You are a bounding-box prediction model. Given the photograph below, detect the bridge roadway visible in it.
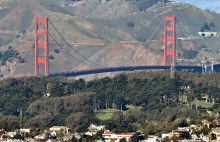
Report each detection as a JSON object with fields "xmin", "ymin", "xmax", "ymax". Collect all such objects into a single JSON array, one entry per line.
[{"xmin": 49, "ymin": 64, "xmax": 220, "ymax": 77}]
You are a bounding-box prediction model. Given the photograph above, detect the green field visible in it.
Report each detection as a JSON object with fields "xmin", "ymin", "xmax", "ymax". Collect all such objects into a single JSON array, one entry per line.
[
  {"xmin": 95, "ymin": 109, "xmax": 119, "ymax": 121},
  {"xmin": 126, "ymin": 105, "xmax": 142, "ymax": 110},
  {"xmin": 191, "ymin": 100, "xmax": 214, "ymax": 109},
  {"xmin": 95, "ymin": 105, "xmax": 143, "ymax": 120}
]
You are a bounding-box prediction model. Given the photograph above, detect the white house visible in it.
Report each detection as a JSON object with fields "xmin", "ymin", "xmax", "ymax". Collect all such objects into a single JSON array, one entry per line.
[
  {"xmin": 7, "ymin": 132, "xmax": 17, "ymax": 138},
  {"xmin": 147, "ymin": 135, "xmax": 160, "ymax": 142},
  {"xmin": 49, "ymin": 126, "xmax": 70, "ymax": 134},
  {"xmin": 102, "ymin": 131, "xmax": 134, "ymax": 142},
  {"xmin": 198, "ymin": 32, "xmax": 218, "ymax": 37},
  {"xmin": 20, "ymin": 128, "xmax": 31, "ymax": 133},
  {"xmin": 88, "ymin": 124, "xmax": 105, "ymax": 131},
  {"xmin": 85, "ymin": 124, "xmax": 105, "ymax": 136},
  {"xmin": 212, "ymin": 128, "xmax": 220, "ymax": 140},
  {"xmin": 34, "ymin": 133, "xmax": 46, "ymax": 140}
]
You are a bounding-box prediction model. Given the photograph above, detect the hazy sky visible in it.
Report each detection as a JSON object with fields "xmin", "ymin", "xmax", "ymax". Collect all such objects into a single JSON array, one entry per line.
[{"xmin": 178, "ymin": 0, "xmax": 220, "ymax": 13}]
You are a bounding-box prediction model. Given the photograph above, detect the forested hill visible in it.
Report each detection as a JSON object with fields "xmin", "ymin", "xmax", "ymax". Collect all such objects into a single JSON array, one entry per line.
[{"xmin": 1, "ymin": 71, "xmax": 220, "ymax": 134}]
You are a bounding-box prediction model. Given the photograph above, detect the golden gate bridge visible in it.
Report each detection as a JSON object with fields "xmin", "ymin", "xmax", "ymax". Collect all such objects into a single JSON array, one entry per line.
[{"xmin": 2, "ymin": 15, "xmax": 220, "ymax": 78}]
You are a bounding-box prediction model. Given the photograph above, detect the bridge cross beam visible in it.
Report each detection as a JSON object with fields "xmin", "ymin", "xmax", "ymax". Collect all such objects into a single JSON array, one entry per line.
[
  {"xmin": 35, "ymin": 17, "xmax": 49, "ymax": 77},
  {"xmin": 164, "ymin": 15, "xmax": 177, "ymax": 67}
]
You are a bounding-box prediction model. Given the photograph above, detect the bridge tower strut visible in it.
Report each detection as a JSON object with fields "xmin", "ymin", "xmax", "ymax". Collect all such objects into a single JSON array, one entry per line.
[
  {"xmin": 35, "ymin": 17, "xmax": 49, "ymax": 77},
  {"xmin": 164, "ymin": 15, "xmax": 176, "ymax": 66}
]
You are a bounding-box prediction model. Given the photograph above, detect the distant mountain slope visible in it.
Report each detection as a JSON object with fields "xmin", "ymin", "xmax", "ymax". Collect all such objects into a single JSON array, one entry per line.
[
  {"xmin": 0, "ymin": 0, "xmax": 220, "ymax": 77},
  {"xmin": 179, "ymin": 0, "xmax": 220, "ymax": 13}
]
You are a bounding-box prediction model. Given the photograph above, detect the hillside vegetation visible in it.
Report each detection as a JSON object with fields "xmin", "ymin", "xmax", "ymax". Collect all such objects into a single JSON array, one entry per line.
[{"xmin": 1, "ymin": 71, "xmax": 220, "ymax": 134}]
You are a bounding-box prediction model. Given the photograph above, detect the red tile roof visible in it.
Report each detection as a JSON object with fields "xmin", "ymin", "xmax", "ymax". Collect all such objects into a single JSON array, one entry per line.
[{"xmin": 103, "ymin": 132, "xmax": 116, "ymax": 135}]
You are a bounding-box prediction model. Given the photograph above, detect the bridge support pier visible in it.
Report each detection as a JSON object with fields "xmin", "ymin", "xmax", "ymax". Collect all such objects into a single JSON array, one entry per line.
[
  {"xmin": 35, "ymin": 17, "xmax": 49, "ymax": 77},
  {"xmin": 164, "ymin": 15, "xmax": 176, "ymax": 66}
]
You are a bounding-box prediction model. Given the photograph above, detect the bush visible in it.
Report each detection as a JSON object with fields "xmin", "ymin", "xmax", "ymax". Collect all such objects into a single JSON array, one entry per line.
[
  {"xmin": 127, "ymin": 22, "xmax": 135, "ymax": 28},
  {"xmin": 54, "ymin": 49, "xmax": 60, "ymax": 53},
  {"xmin": 49, "ymin": 55, "xmax": 54, "ymax": 60}
]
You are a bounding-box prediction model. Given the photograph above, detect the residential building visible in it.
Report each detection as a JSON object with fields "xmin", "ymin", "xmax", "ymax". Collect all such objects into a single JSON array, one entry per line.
[
  {"xmin": 49, "ymin": 126, "xmax": 70, "ymax": 134},
  {"xmin": 85, "ymin": 124, "xmax": 105, "ymax": 136},
  {"xmin": 146, "ymin": 135, "xmax": 160, "ymax": 142},
  {"xmin": 20, "ymin": 128, "xmax": 31, "ymax": 134},
  {"xmin": 212, "ymin": 128, "xmax": 220, "ymax": 140},
  {"xmin": 46, "ymin": 139, "xmax": 58, "ymax": 142},
  {"xmin": 6, "ymin": 132, "xmax": 17, "ymax": 138},
  {"xmin": 34, "ymin": 133, "xmax": 47, "ymax": 140},
  {"xmin": 198, "ymin": 32, "xmax": 218, "ymax": 37},
  {"xmin": 102, "ymin": 131, "xmax": 134, "ymax": 142}
]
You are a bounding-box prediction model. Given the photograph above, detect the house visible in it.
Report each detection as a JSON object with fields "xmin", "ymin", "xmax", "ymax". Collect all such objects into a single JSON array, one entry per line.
[
  {"xmin": 162, "ymin": 133, "xmax": 169, "ymax": 139},
  {"xmin": 85, "ymin": 124, "xmax": 105, "ymax": 136},
  {"xmin": 102, "ymin": 131, "xmax": 134, "ymax": 142},
  {"xmin": 49, "ymin": 126, "xmax": 71, "ymax": 134},
  {"xmin": 162, "ymin": 131, "xmax": 180, "ymax": 139},
  {"xmin": 20, "ymin": 128, "xmax": 31, "ymax": 133},
  {"xmin": 176, "ymin": 127, "xmax": 191, "ymax": 133},
  {"xmin": 147, "ymin": 135, "xmax": 160, "ymax": 142},
  {"xmin": 46, "ymin": 139, "xmax": 58, "ymax": 142},
  {"xmin": 63, "ymin": 134, "xmax": 74, "ymax": 141},
  {"xmin": 45, "ymin": 130, "xmax": 57, "ymax": 139},
  {"xmin": 88, "ymin": 124, "xmax": 105, "ymax": 131},
  {"xmin": 201, "ymin": 135, "xmax": 209, "ymax": 141},
  {"xmin": 212, "ymin": 128, "xmax": 220, "ymax": 140},
  {"xmin": 6, "ymin": 132, "xmax": 17, "ymax": 138},
  {"xmin": 34, "ymin": 133, "xmax": 47, "ymax": 140},
  {"xmin": 198, "ymin": 32, "xmax": 218, "ymax": 37}
]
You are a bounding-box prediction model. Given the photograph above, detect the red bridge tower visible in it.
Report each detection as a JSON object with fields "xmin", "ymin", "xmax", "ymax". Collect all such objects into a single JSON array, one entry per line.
[
  {"xmin": 35, "ymin": 17, "xmax": 49, "ymax": 77},
  {"xmin": 164, "ymin": 15, "xmax": 176, "ymax": 66}
]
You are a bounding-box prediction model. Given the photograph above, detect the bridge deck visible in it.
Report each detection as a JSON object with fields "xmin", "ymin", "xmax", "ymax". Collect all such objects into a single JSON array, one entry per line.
[{"xmin": 49, "ymin": 65, "xmax": 215, "ymax": 77}]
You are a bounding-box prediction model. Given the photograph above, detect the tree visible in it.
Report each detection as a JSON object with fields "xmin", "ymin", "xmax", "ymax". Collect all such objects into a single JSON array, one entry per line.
[
  {"xmin": 180, "ymin": 132, "xmax": 191, "ymax": 139},
  {"xmin": 203, "ymin": 22, "xmax": 210, "ymax": 31},
  {"xmin": 201, "ymin": 125, "xmax": 210, "ymax": 135},
  {"xmin": 14, "ymin": 134, "xmax": 24, "ymax": 140},
  {"xmin": 112, "ymin": 111, "xmax": 124, "ymax": 125},
  {"xmin": 114, "ymin": 121, "xmax": 135, "ymax": 133},
  {"xmin": 211, "ymin": 133, "xmax": 216, "ymax": 140},
  {"xmin": 201, "ymin": 27, "xmax": 204, "ymax": 32},
  {"xmin": 170, "ymin": 136, "xmax": 181, "ymax": 142},
  {"xmin": 120, "ymin": 138, "xmax": 126, "ymax": 142},
  {"xmin": 210, "ymin": 22, "xmax": 215, "ymax": 28},
  {"xmin": 162, "ymin": 137, "xmax": 170, "ymax": 142},
  {"xmin": 129, "ymin": 135, "xmax": 139, "ymax": 142},
  {"xmin": 49, "ymin": 55, "xmax": 54, "ymax": 60},
  {"xmin": 94, "ymin": 130, "xmax": 103, "ymax": 140},
  {"xmin": 127, "ymin": 22, "xmax": 134, "ymax": 28}
]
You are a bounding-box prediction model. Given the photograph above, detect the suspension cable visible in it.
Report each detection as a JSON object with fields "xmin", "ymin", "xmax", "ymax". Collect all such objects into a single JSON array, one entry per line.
[
  {"xmin": 177, "ymin": 39, "xmax": 193, "ymax": 66},
  {"xmin": 41, "ymin": 23, "xmax": 98, "ymax": 68},
  {"xmin": 144, "ymin": 18, "xmax": 164, "ymax": 47},
  {"xmin": 176, "ymin": 20, "xmax": 202, "ymax": 65},
  {"xmin": 10, "ymin": 41, "xmax": 34, "ymax": 77},
  {"xmin": 48, "ymin": 19, "xmax": 106, "ymax": 68},
  {"xmin": 1, "ymin": 22, "xmax": 35, "ymax": 76}
]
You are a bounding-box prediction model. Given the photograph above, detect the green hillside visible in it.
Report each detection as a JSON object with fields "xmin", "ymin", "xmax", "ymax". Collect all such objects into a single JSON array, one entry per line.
[{"xmin": 0, "ymin": 71, "xmax": 220, "ymax": 134}]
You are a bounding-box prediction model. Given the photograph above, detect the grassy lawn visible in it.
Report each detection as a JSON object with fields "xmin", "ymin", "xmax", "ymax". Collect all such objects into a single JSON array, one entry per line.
[
  {"xmin": 95, "ymin": 105, "xmax": 143, "ymax": 120},
  {"xmin": 95, "ymin": 109, "xmax": 119, "ymax": 121},
  {"xmin": 126, "ymin": 105, "xmax": 142, "ymax": 110},
  {"xmin": 191, "ymin": 100, "xmax": 214, "ymax": 108}
]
